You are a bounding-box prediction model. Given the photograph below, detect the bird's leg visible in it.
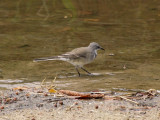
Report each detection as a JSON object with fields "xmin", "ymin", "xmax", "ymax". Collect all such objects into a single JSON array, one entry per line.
[
  {"xmin": 81, "ymin": 67, "xmax": 91, "ymax": 75},
  {"xmin": 75, "ymin": 67, "xmax": 81, "ymax": 77}
]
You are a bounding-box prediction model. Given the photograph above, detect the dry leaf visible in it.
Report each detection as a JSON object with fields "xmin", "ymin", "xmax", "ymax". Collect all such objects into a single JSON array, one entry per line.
[
  {"xmin": 48, "ymin": 88, "xmax": 57, "ymax": 93},
  {"xmin": 58, "ymin": 90, "xmax": 104, "ymax": 99}
]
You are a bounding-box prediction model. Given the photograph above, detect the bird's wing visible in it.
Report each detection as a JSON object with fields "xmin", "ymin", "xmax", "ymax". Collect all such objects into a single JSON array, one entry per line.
[{"xmin": 64, "ymin": 47, "xmax": 90, "ymax": 60}]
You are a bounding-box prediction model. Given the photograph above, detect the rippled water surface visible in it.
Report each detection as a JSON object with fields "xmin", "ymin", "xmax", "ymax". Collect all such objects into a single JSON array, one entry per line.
[{"xmin": 0, "ymin": 0, "xmax": 160, "ymax": 92}]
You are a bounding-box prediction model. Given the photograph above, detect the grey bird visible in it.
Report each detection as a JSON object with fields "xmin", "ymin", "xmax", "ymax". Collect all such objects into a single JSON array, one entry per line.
[{"xmin": 33, "ymin": 42, "xmax": 105, "ymax": 76}]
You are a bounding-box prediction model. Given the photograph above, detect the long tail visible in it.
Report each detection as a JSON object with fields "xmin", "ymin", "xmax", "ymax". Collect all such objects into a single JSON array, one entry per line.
[{"xmin": 33, "ymin": 55, "xmax": 69, "ymax": 62}]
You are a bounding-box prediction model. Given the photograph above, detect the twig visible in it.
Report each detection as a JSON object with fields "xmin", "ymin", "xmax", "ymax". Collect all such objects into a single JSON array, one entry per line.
[
  {"xmin": 48, "ymin": 76, "xmax": 57, "ymax": 89},
  {"xmin": 41, "ymin": 77, "xmax": 46, "ymax": 88},
  {"xmin": 118, "ymin": 96, "xmax": 139, "ymax": 105}
]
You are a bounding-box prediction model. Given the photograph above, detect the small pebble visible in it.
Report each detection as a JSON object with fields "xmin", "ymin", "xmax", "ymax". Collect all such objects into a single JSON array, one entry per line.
[
  {"xmin": 75, "ymin": 102, "xmax": 78, "ymax": 105},
  {"xmin": 25, "ymin": 93, "xmax": 30, "ymax": 98},
  {"xmin": 64, "ymin": 16, "xmax": 68, "ymax": 18},
  {"xmin": 0, "ymin": 106, "xmax": 4, "ymax": 109},
  {"xmin": 5, "ymin": 98, "xmax": 11, "ymax": 103},
  {"xmin": 95, "ymin": 105, "xmax": 99, "ymax": 109},
  {"xmin": 140, "ymin": 111, "xmax": 146, "ymax": 114},
  {"xmin": 36, "ymin": 103, "xmax": 43, "ymax": 107},
  {"xmin": 44, "ymin": 93, "xmax": 48, "ymax": 96},
  {"xmin": 59, "ymin": 101, "xmax": 63, "ymax": 105},
  {"xmin": 54, "ymin": 103, "xmax": 57, "ymax": 107},
  {"xmin": 13, "ymin": 98, "xmax": 17, "ymax": 101},
  {"xmin": 108, "ymin": 53, "xmax": 115, "ymax": 56},
  {"xmin": 37, "ymin": 91, "xmax": 43, "ymax": 93}
]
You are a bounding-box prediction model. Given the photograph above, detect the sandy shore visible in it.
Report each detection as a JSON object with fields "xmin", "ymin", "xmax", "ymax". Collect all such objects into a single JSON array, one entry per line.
[{"xmin": 0, "ymin": 88, "xmax": 160, "ymax": 120}]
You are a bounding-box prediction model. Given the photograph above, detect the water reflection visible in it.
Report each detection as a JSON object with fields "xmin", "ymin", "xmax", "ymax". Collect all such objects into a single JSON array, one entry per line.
[{"xmin": 0, "ymin": 0, "xmax": 160, "ymax": 91}]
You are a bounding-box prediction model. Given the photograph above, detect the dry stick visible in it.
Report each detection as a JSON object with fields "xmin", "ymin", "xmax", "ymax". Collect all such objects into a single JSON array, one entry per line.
[
  {"xmin": 52, "ymin": 76, "xmax": 56, "ymax": 83},
  {"xmin": 28, "ymin": 92, "xmax": 58, "ymax": 96},
  {"xmin": 41, "ymin": 76, "xmax": 57, "ymax": 89},
  {"xmin": 41, "ymin": 77, "xmax": 46, "ymax": 89},
  {"xmin": 118, "ymin": 96, "xmax": 139, "ymax": 105},
  {"xmin": 47, "ymin": 76, "xmax": 57, "ymax": 93}
]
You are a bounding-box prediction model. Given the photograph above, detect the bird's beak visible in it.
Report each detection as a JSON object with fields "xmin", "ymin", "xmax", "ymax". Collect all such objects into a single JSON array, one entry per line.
[{"xmin": 100, "ymin": 47, "xmax": 105, "ymax": 51}]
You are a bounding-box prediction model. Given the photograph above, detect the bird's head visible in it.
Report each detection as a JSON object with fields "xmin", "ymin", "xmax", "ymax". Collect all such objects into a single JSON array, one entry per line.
[{"xmin": 89, "ymin": 42, "xmax": 105, "ymax": 51}]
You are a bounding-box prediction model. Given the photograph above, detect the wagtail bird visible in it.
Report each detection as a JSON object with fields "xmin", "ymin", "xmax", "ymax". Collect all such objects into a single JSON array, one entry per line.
[{"xmin": 33, "ymin": 42, "xmax": 105, "ymax": 76}]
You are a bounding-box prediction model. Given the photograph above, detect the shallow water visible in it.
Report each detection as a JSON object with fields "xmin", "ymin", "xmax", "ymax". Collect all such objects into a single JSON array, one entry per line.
[{"xmin": 0, "ymin": 0, "xmax": 160, "ymax": 92}]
